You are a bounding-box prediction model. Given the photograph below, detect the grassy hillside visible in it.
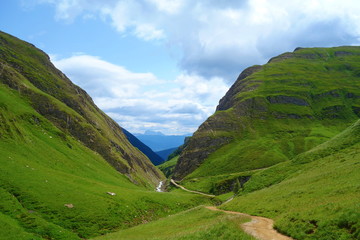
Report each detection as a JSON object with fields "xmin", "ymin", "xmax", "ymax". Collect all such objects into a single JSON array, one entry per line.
[
  {"xmin": 0, "ymin": 32, "xmax": 213, "ymax": 239},
  {"xmin": 221, "ymin": 119, "xmax": 360, "ymax": 240},
  {"xmin": 92, "ymin": 206, "xmax": 255, "ymax": 240},
  {"xmin": 174, "ymin": 46, "xmax": 360, "ymax": 182},
  {"xmin": 158, "ymin": 156, "xmax": 179, "ymax": 178},
  {"xmin": 0, "ymin": 30, "xmax": 162, "ymax": 187}
]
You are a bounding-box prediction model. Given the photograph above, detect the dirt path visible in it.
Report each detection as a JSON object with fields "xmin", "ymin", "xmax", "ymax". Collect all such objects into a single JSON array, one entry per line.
[
  {"xmin": 170, "ymin": 179, "xmax": 215, "ymax": 197},
  {"xmin": 171, "ymin": 179, "xmax": 292, "ymax": 239},
  {"xmin": 205, "ymin": 206, "xmax": 293, "ymax": 240}
]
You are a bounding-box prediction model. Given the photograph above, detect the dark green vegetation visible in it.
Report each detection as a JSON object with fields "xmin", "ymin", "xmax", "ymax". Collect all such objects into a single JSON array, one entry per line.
[
  {"xmin": 0, "ymin": 31, "xmax": 212, "ymax": 239},
  {"xmin": 223, "ymin": 119, "xmax": 360, "ymax": 240},
  {"xmin": 92, "ymin": 206, "xmax": 255, "ymax": 240}
]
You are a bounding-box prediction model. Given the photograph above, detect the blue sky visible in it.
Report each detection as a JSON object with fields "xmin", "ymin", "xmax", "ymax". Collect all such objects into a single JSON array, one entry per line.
[{"xmin": 1, "ymin": 0, "xmax": 360, "ymax": 135}]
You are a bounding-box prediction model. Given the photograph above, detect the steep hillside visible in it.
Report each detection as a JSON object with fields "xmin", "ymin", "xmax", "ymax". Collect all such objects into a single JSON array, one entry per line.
[
  {"xmin": 0, "ymin": 31, "xmax": 212, "ymax": 239},
  {"xmin": 0, "ymin": 30, "xmax": 162, "ymax": 186},
  {"xmin": 122, "ymin": 128, "xmax": 164, "ymax": 166},
  {"xmin": 222, "ymin": 119, "xmax": 360, "ymax": 240},
  {"xmin": 173, "ymin": 46, "xmax": 360, "ymax": 180}
]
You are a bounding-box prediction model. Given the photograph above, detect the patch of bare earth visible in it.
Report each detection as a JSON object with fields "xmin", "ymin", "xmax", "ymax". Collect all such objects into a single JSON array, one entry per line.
[{"xmin": 205, "ymin": 206, "xmax": 293, "ymax": 240}]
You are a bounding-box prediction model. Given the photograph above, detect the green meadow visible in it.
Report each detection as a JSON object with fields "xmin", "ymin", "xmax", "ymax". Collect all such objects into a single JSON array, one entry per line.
[
  {"xmin": 0, "ymin": 83, "xmax": 214, "ymax": 239},
  {"xmin": 92, "ymin": 206, "xmax": 255, "ymax": 240}
]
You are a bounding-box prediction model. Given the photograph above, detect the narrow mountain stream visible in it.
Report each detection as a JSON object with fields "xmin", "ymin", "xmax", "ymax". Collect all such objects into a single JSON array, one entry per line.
[{"xmin": 156, "ymin": 181, "xmax": 163, "ymax": 192}]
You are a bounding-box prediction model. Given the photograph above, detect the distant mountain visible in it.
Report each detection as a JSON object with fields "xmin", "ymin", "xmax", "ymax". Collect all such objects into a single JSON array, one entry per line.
[
  {"xmin": 155, "ymin": 147, "xmax": 177, "ymax": 161},
  {"xmin": 123, "ymin": 129, "xmax": 164, "ymax": 165},
  {"xmin": 134, "ymin": 133, "xmax": 190, "ymax": 152},
  {"xmin": 157, "ymin": 137, "xmax": 191, "ymax": 177}
]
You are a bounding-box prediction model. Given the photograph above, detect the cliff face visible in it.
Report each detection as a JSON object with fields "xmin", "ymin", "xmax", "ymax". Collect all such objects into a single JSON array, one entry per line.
[
  {"xmin": 173, "ymin": 46, "xmax": 360, "ymax": 180},
  {"xmin": 0, "ymin": 31, "xmax": 163, "ymax": 186}
]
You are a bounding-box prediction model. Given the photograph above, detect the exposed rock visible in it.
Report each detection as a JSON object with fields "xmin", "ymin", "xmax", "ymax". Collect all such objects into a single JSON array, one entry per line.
[
  {"xmin": 313, "ymin": 90, "xmax": 341, "ymax": 99},
  {"xmin": 106, "ymin": 192, "xmax": 116, "ymax": 196},
  {"xmin": 346, "ymin": 92, "xmax": 360, "ymax": 99},
  {"xmin": 173, "ymin": 135, "xmax": 232, "ymax": 180},
  {"xmin": 267, "ymin": 95, "xmax": 309, "ymax": 106},
  {"xmin": 352, "ymin": 106, "xmax": 360, "ymax": 117},
  {"xmin": 267, "ymin": 52, "xmax": 294, "ymax": 63},
  {"xmin": 334, "ymin": 51, "xmax": 355, "ymax": 57},
  {"xmin": 321, "ymin": 105, "xmax": 346, "ymax": 119},
  {"xmin": 64, "ymin": 204, "xmax": 74, "ymax": 208},
  {"xmin": 217, "ymin": 65, "xmax": 263, "ymax": 111}
]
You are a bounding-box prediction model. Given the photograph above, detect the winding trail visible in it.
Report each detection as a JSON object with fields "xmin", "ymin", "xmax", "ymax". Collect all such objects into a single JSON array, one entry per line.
[
  {"xmin": 206, "ymin": 206, "xmax": 293, "ymax": 240},
  {"xmin": 171, "ymin": 179, "xmax": 293, "ymax": 240},
  {"xmin": 170, "ymin": 179, "xmax": 215, "ymax": 197}
]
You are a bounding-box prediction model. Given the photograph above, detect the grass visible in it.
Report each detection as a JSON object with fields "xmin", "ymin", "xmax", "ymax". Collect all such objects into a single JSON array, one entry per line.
[
  {"xmin": 0, "ymin": 83, "xmax": 213, "ymax": 239},
  {"xmin": 0, "ymin": 30, "xmax": 163, "ymax": 188},
  {"xmin": 221, "ymin": 119, "xmax": 360, "ymax": 240},
  {"xmin": 180, "ymin": 170, "xmax": 256, "ymax": 195},
  {"xmin": 175, "ymin": 46, "xmax": 360, "ymax": 180},
  {"xmin": 157, "ymin": 156, "xmax": 179, "ymax": 177},
  {"xmin": 0, "ymin": 30, "xmax": 215, "ymax": 239},
  {"xmin": 92, "ymin": 206, "xmax": 256, "ymax": 240}
]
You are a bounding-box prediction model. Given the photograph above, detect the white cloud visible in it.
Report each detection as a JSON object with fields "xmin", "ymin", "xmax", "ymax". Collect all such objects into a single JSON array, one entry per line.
[
  {"xmin": 51, "ymin": 54, "xmax": 229, "ymax": 135},
  {"xmin": 52, "ymin": 54, "xmax": 159, "ymax": 97},
  {"xmin": 38, "ymin": 0, "xmax": 360, "ymax": 82},
  {"xmin": 34, "ymin": 0, "xmax": 360, "ymax": 134},
  {"xmin": 146, "ymin": 0, "xmax": 185, "ymax": 14}
]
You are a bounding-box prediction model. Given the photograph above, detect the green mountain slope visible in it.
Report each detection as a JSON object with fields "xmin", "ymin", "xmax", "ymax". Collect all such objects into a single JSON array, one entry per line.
[
  {"xmin": 173, "ymin": 46, "xmax": 360, "ymax": 180},
  {"xmin": 0, "ymin": 31, "xmax": 211, "ymax": 239},
  {"xmin": 222, "ymin": 119, "xmax": 360, "ymax": 240},
  {"xmin": 0, "ymin": 31, "xmax": 162, "ymax": 187}
]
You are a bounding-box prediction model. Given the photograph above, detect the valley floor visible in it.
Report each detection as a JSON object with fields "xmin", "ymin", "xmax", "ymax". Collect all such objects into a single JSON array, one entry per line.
[{"xmin": 92, "ymin": 205, "xmax": 256, "ymax": 240}]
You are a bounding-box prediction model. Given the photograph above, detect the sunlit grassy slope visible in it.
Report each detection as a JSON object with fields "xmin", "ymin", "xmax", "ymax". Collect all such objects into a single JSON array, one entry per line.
[
  {"xmin": 222, "ymin": 119, "xmax": 360, "ymax": 240},
  {"xmin": 157, "ymin": 156, "xmax": 179, "ymax": 178},
  {"xmin": 0, "ymin": 30, "xmax": 163, "ymax": 187},
  {"xmin": 92, "ymin": 206, "xmax": 255, "ymax": 240},
  {"xmin": 0, "ymin": 32, "xmax": 212, "ymax": 239},
  {"xmin": 174, "ymin": 46, "xmax": 360, "ymax": 181}
]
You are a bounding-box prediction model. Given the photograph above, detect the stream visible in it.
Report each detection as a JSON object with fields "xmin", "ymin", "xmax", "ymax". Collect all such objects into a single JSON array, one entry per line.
[{"xmin": 156, "ymin": 181, "xmax": 163, "ymax": 192}]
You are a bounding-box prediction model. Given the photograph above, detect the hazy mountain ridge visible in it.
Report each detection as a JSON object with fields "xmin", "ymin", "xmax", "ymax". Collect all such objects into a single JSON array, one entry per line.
[
  {"xmin": 173, "ymin": 46, "xmax": 360, "ymax": 180},
  {"xmin": 122, "ymin": 128, "xmax": 164, "ymax": 165},
  {"xmin": 134, "ymin": 132, "xmax": 189, "ymax": 152}
]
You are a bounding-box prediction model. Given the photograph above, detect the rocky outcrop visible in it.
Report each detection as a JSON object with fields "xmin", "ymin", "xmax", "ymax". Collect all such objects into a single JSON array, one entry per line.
[
  {"xmin": 266, "ymin": 95, "xmax": 309, "ymax": 106},
  {"xmin": 217, "ymin": 65, "xmax": 262, "ymax": 111}
]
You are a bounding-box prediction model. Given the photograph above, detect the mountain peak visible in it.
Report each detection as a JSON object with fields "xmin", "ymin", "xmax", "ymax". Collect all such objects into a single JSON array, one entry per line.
[{"xmin": 144, "ymin": 130, "xmax": 165, "ymax": 136}]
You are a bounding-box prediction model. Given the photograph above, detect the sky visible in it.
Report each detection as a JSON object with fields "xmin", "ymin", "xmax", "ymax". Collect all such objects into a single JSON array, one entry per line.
[{"xmin": 1, "ymin": 0, "xmax": 360, "ymax": 135}]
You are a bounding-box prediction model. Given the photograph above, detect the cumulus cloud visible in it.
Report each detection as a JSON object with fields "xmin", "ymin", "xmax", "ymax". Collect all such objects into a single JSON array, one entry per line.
[
  {"xmin": 38, "ymin": 0, "xmax": 360, "ymax": 82},
  {"xmin": 51, "ymin": 54, "xmax": 228, "ymax": 134},
  {"xmin": 36, "ymin": 0, "xmax": 360, "ymax": 134}
]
